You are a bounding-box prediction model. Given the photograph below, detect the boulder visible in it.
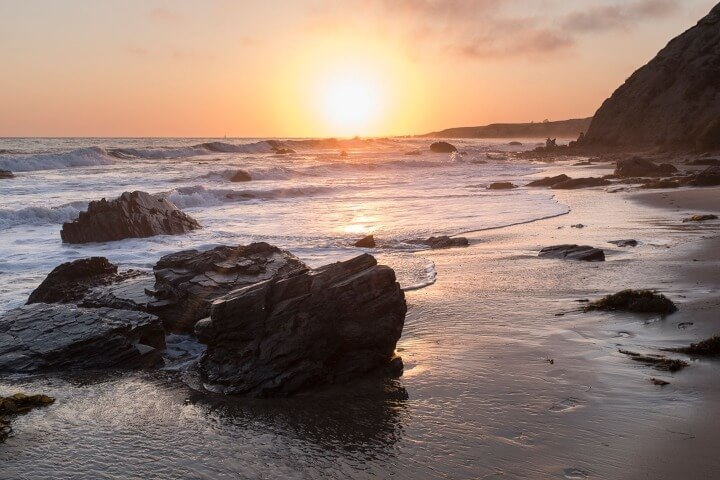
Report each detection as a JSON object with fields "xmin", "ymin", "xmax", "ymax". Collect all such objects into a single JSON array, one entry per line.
[
  {"xmin": 582, "ymin": 4, "xmax": 720, "ymax": 150},
  {"xmin": 538, "ymin": 245, "xmax": 605, "ymax": 262},
  {"xmin": 585, "ymin": 290, "xmax": 677, "ymax": 314},
  {"xmin": 148, "ymin": 242, "xmax": 308, "ymax": 332},
  {"xmin": 229, "ymin": 170, "xmax": 252, "ymax": 182},
  {"xmin": 487, "ymin": 182, "xmax": 517, "ymax": 190},
  {"xmin": 609, "ymin": 239, "xmax": 639, "ymax": 247},
  {"xmin": 0, "ymin": 304, "xmax": 165, "ymax": 373},
  {"xmin": 354, "ymin": 235, "xmax": 376, "ymax": 248},
  {"xmin": 0, "ymin": 170, "xmax": 14, "ymax": 179},
  {"xmin": 526, "ymin": 174, "xmax": 571, "ymax": 187},
  {"xmin": 687, "ymin": 166, "xmax": 720, "ymax": 186},
  {"xmin": 614, "ymin": 158, "xmax": 678, "ymax": 178},
  {"xmin": 409, "ymin": 236, "xmax": 469, "ymax": 249},
  {"xmin": 195, "ymin": 254, "xmax": 406, "ymax": 397},
  {"xmin": 60, "ymin": 191, "xmax": 201, "ymax": 244},
  {"xmin": 429, "ymin": 141, "xmax": 457, "ymax": 153},
  {"xmin": 551, "ymin": 177, "xmax": 612, "ymax": 189}
]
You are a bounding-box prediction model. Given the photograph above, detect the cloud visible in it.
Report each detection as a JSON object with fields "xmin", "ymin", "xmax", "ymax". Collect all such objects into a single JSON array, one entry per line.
[
  {"xmin": 149, "ymin": 7, "xmax": 182, "ymax": 22},
  {"xmin": 562, "ymin": 0, "xmax": 678, "ymax": 33}
]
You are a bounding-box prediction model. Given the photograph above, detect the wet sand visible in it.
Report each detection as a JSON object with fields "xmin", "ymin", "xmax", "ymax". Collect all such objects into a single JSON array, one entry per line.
[{"xmin": 1, "ymin": 170, "xmax": 719, "ymax": 479}]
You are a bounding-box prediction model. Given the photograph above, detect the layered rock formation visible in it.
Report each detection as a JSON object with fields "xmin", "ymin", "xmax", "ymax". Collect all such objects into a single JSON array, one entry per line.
[
  {"xmin": 196, "ymin": 254, "xmax": 407, "ymax": 397},
  {"xmin": 539, "ymin": 245, "xmax": 605, "ymax": 262},
  {"xmin": 582, "ymin": 4, "xmax": 720, "ymax": 150},
  {"xmin": 60, "ymin": 191, "xmax": 200, "ymax": 243},
  {"xmin": 0, "ymin": 304, "xmax": 165, "ymax": 372}
]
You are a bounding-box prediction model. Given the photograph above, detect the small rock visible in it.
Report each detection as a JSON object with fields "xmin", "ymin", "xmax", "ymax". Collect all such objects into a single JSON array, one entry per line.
[
  {"xmin": 683, "ymin": 214, "xmax": 718, "ymax": 222},
  {"xmin": 487, "ymin": 182, "xmax": 517, "ymax": 190},
  {"xmin": 609, "ymin": 239, "xmax": 638, "ymax": 247},
  {"xmin": 526, "ymin": 174, "xmax": 571, "ymax": 187},
  {"xmin": 0, "ymin": 393, "xmax": 55, "ymax": 443},
  {"xmin": 614, "ymin": 157, "xmax": 678, "ymax": 178},
  {"xmin": 650, "ymin": 378, "xmax": 669, "ymax": 386},
  {"xmin": 229, "ymin": 170, "xmax": 252, "ymax": 182},
  {"xmin": 429, "ymin": 142, "xmax": 457, "ymax": 153},
  {"xmin": 409, "ymin": 236, "xmax": 468, "ymax": 249},
  {"xmin": 508, "ymin": 141, "xmax": 522, "ymax": 146},
  {"xmin": 585, "ymin": 289, "xmax": 677, "ymax": 314},
  {"xmin": 354, "ymin": 235, "xmax": 376, "ymax": 248},
  {"xmin": 539, "ymin": 245, "xmax": 605, "ymax": 262},
  {"xmin": 571, "ymin": 224, "xmax": 585, "ymax": 229},
  {"xmin": 551, "ymin": 177, "xmax": 612, "ymax": 189},
  {"xmin": 0, "ymin": 169, "xmax": 14, "ymax": 179}
]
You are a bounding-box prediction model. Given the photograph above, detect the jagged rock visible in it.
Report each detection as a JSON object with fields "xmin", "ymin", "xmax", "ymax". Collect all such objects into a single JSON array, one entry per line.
[
  {"xmin": 683, "ymin": 214, "xmax": 718, "ymax": 222},
  {"xmin": 149, "ymin": 242, "xmax": 308, "ymax": 332},
  {"xmin": 614, "ymin": 158, "xmax": 678, "ymax": 178},
  {"xmin": 585, "ymin": 289, "xmax": 677, "ymax": 314},
  {"xmin": 609, "ymin": 239, "xmax": 639, "ymax": 247},
  {"xmin": 487, "ymin": 182, "xmax": 517, "ymax": 190},
  {"xmin": 195, "ymin": 254, "xmax": 406, "ymax": 397},
  {"xmin": 0, "ymin": 304, "xmax": 165, "ymax": 373},
  {"xmin": 409, "ymin": 236, "xmax": 469, "ymax": 249},
  {"xmin": 551, "ymin": 177, "xmax": 612, "ymax": 189},
  {"xmin": 60, "ymin": 191, "xmax": 200, "ymax": 243},
  {"xmin": 429, "ymin": 141, "xmax": 457, "ymax": 153},
  {"xmin": 582, "ymin": 4, "xmax": 720, "ymax": 150},
  {"xmin": 27, "ymin": 257, "xmax": 119, "ymax": 304},
  {"xmin": 0, "ymin": 169, "xmax": 14, "ymax": 179},
  {"xmin": 526, "ymin": 174, "xmax": 571, "ymax": 187},
  {"xmin": 539, "ymin": 245, "xmax": 605, "ymax": 262},
  {"xmin": 230, "ymin": 170, "xmax": 252, "ymax": 182},
  {"xmin": 687, "ymin": 166, "xmax": 720, "ymax": 186},
  {"xmin": 354, "ymin": 235, "xmax": 376, "ymax": 248}
]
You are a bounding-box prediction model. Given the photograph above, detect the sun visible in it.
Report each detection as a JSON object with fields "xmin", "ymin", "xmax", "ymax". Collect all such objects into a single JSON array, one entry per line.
[{"xmin": 318, "ymin": 71, "xmax": 384, "ymax": 137}]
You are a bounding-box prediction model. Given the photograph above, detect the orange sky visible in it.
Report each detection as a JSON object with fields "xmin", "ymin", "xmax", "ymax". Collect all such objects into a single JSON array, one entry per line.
[{"xmin": 0, "ymin": 0, "xmax": 716, "ymax": 138}]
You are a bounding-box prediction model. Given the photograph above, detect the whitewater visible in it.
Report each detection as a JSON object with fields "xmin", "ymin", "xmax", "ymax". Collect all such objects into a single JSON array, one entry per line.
[{"xmin": 0, "ymin": 137, "xmax": 568, "ymax": 312}]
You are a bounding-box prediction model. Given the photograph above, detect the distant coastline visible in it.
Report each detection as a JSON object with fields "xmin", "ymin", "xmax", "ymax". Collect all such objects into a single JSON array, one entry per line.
[{"xmin": 421, "ymin": 117, "xmax": 591, "ymax": 139}]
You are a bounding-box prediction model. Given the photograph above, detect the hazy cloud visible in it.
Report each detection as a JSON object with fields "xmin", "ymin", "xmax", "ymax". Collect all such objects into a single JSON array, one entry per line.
[
  {"xmin": 562, "ymin": 0, "xmax": 678, "ymax": 33},
  {"xmin": 149, "ymin": 7, "xmax": 182, "ymax": 22}
]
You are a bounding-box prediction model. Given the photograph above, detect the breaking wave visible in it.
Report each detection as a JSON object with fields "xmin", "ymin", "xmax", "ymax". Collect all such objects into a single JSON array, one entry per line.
[
  {"xmin": 163, "ymin": 185, "xmax": 336, "ymax": 209},
  {"xmin": 0, "ymin": 147, "xmax": 116, "ymax": 172},
  {"xmin": 0, "ymin": 201, "xmax": 86, "ymax": 229}
]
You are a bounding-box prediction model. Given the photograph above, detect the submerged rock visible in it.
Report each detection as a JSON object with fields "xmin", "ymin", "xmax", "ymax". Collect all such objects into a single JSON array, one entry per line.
[
  {"xmin": 196, "ymin": 254, "xmax": 406, "ymax": 397},
  {"xmin": 409, "ymin": 236, "xmax": 469, "ymax": 249},
  {"xmin": 614, "ymin": 158, "xmax": 678, "ymax": 178},
  {"xmin": 609, "ymin": 239, "xmax": 639, "ymax": 247},
  {"xmin": 487, "ymin": 182, "xmax": 517, "ymax": 190},
  {"xmin": 0, "ymin": 303, "xmax": 165, "ymax": 373},
  {"xmin": 551, "ymin": 177, "xmax": 611, "ymax": 189},
  {"xmin": 429, "ymin": 141, "xmax": 457, "ymax": 153},
  {"xmin": 618, "ymin": 349, "xmax": 688, "ymax": 372},
  {"xmin": 0, "ymin": 169, "xmax": 14, "ymax": 179},
  {"xmin": 1, "ymin": 393, "xmax": 55, "ymax": 443},
  {"xmin": 60, "ymin": 191, "xmax": 200, "ymax": 243},
  {"xmin": 538, "ymin": 245, "xmax": 605, "ymax": 262},
  {"xmin": 526, "ymin": 174, "xmax": 571, "ymax": 187},
  {"xmin": 229, "ymin": 170, "xmax": 252, "ymax": 182},
  {"xmin": 683, "ymin": 214, "xmax": 718, "ymax": 222},
  {"xmin": 354, "ymin": 235, "xmax": 376, "ymax": 248},
  {"xmin": 149, "ymin": 242, "xmax": 308, "ymax": 332},
  {"xmin": 585, "ymin": 289, "xmax": 677, "ymax": 314}
]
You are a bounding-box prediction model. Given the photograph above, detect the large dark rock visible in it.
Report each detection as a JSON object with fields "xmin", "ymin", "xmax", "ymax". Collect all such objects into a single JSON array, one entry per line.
[
  {"xmin": 614, "ymin": 158, "xmax": 678, "ymax": 178},
  {"xmin": 539, "ymin": 245, "xmax": 605, "ymax": 262},
  {"xmin": 0, "ymin": 304, "xmax": 165, "ymax": 373},
  {"xmin": 149, "ymin": 242, "xmax": 308, "ymax": 332},
  {"xmin": 0, "ymin": 170, "xmax": 14, "ymax": 179},
  {"xmin": 687, "ymin": 166, "xmax": 720, "ymax": 186},
  {"xmin": 354, "ymin": 235, "xmax": 376, "ymax": 248},
  {"xmin": 585, "ymin": 290, "xmax": 677, "ymax": 314},
  {"xmin": 429, "ymin": 141, "xmax": 457, "ymax": 153},
  {"xmin": 60, "ymin": 191, "xmax": 201, "ymax": 244},
  {"xmin": 526, "ymin": 174, "xmax": 571, "ymax": 187},
  {"xmin": 195, "ymin": 254, "xmax": 406, "ymax": 397},
  {"xmin": 582, "ymin": 5, "xmax": 720, "ymax": 150},
  {"xmin": 230, "ymin": 170, "xmax": 252, "ymax": 182},
  {"xmin": 551, "ymin": 177, "xmax": 611, "ymax": 189},
  {"xmin": 27, "ymin": 257, "xmax": 124, "ymax": 304},
  {"xmin": 409, "ymin": 236, "xmax": 469, "ymax": 249},
  {"xmin": 487, "ymin": 182, "xmax": 517, "ymax": 190}
]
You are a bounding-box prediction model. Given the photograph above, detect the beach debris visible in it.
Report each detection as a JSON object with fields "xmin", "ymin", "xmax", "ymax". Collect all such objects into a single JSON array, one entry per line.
[
  {"xmin": 0, "ymin": 304, "xmax": 165, "ymax": 373},
  {"xmin": 608, "ymin": 239, "xmax": 638, "ymax": 247},
  {"xmin": 429, "ymin": 141, "xmax": 457, "ymax": 153},
  {"xmin": 0, "ymin": 169, "xmax": 14, "ymax": 179},
  {"xmin": 408, "ymin": 236, "xmax": 468, "ymax": 249},
  {"xmin": 551, "ymin": 177, "xmax": 612, "ymax": 189},
  {"xmin": 354, "ymin": 234, "xmax": 376, "ymax": 248},
  {"xmin": 538, "ymin": 244, "xmax": 605, "ymax": 262},
  {"xmin": 614, "ymin": 157, "xmax": 678, "ymax": 178},
  {"xmin": 650, "ymin": 378, "xmax": 670, "ymax": 386},
  {"xmin": 60, "ymin": 191, "xmax": 201, "ymax": 244},
  {"xmin": 1, "ymin": 393, "xmax": 55, "ymax": 443},
  {"xmin": 229, "ymin": 169, "xmax": 252, "ymax": 182},
  {"xmin": 682, "ymin": 214, "xmax": 718, "ymax": 222},
  {"xmin": 666, "ymin": 336, "xmax": 720, "ymax": 356},
  {"xmin": 195, "ymin": 254, "xmax": 406, "ymax": 397},
  {"xmin": 487, "ymin": 182, "xmax": 517, "ymax": 190},
  {"xmin": 526, "ymin": 174, "xmax": 571, "ymax": 187},
  {"xmin": 618, "ymin": 349, "xmax": 689, "ymax": 372},
  {"xmin": 585, "ymin": 289, "xmax": 677, "ymax": 314}
]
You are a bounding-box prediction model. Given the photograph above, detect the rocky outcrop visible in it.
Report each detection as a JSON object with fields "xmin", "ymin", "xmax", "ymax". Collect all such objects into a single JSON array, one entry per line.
[
  {"xmin": 148, "ymin": 242, "xmax": 308, "ymax": 332},
  {"xmin": 582, "ymin": 4, "xmax": 720, "ymax": 150},
  {"xmin": 0, "ymin": 170, "xmax": 14, "ymax": 179},
  {"xmin": 60, "ymin": 191, "xmax": 200, "ymax": 243},
  {"xmin": 687, "ymin": 166, "xmax": 720, "ymax": 186},
  {"xmin": 27, "ymin": 257, "xmax": 121, "ymax": 304},
  {"xmin": 354, "ymin": 235, "xmax": 376, "ymax": 248},
  {"xmin": 487, "ymin": 182, "xmax": 517, "ymax": 190},
  {"xmin": 230, "ymin": 170, "xmax": 252, "ymax": 182},
  {"xmin": 1, "ymin": 393, "xmax": 55, "ymax": 443},
  {"xmin": 429, "ymin": 141, "xmax": 457, "ymax": 153},
  {"xmin": 614, "ymin": 158, "xmax": 677, "ymax": 178},
  {"xmin": 585, "ymin": 290, "xmax": 677, "ymax": 314},
  {"xmin": 526, "ymin": 174, "xmax": 571, "ymax": 187},
  {"xmin": 195, "ymin": 254, "xmax": 406, "ymax": 397},
  {"xmin": 0, "ymin": 304, "xmax": 165, "ymax": 373},
  {"xmin": 538, "ymin": 245, "xmax": 605, "ymax": 262},
  {"xmin": 551, "ymin": 177, "xmax": 611, "ymax": 189},
  {"xmin": 409, "ymin": 236, "xmax": 469, "ymax": 249}
]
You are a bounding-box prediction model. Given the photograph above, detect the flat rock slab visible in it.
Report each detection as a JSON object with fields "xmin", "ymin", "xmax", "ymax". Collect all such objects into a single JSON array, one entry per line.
[
  {"xmin": 539, "ymin": 244, "xmax": 606, "ymax": 262},
  {"xmin": 609, "ymin": 239, "xmax": 639, "ymax": 247},
  {"xmin": 196, "ymin": 254, "xmax": 407, "ymax": 397},
  {"xmin": 0, "ymin": 304, "xmax": 165, "ymax": 373},
  {"xmin": 408, "ymin": 236, "xmax": 469, "ymax": 249},
  {"xmin": 61, "ymin": 191, "xmax": 200, "ymax": 244}
]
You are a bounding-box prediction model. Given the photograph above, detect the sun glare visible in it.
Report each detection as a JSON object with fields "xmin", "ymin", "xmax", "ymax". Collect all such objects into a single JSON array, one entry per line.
[{"xmin": 318, "ymin": 72, "xmax": 384, "ymax": 136}]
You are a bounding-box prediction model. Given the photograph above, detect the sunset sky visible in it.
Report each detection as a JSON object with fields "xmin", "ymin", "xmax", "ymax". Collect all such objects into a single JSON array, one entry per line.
[{"xmin": 0, "ymin": 0, "xmax": 716, "ymax": 138}]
